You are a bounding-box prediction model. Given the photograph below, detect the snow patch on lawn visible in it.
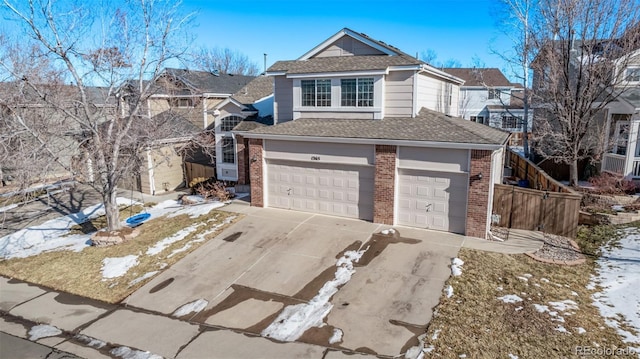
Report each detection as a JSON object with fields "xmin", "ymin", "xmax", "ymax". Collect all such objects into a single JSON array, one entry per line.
[
  {"xmin": 451, "ymin": 258, "xmax": 464, "ymax": 276},
  {"xmin": 128, "ymin": 271, "xmax": 159, "ymax": 287},
  {"xmin": 590, "ymin": 228, "xmax": 640, "ymax": 347},
  {"xmin": 168, "ymin": 199, "xmax": 226, "ymax": 219},
  {"xmin": 173, "ymin": 299, "xmax": 209, "ymax": 317},
  {"xmin": 381, "ymin": 228, "xmax": 396, "ymax": 235},
  {"xmin": 102, "ymin": 255, "xmax": 139, "ymax": 279},
  {"xmin": 498, "ymin": 294, "xmax": 523, "ymax": 304},
  {"xmin": 146, "ymin": 224, "xmax": 203, "ymax": 256},
  {"xmin": 28, "ymin": 324, "xmax": 62, "ymax": 341},
  {"xmin": 445, "ymin": 285, "xmax": 454, "ymax": 298},
  {"xmin": 167, "ymin": 215, "xmax": 236, "ymax": 258},
  {"xmin": 110, "ymin": 346, "xmax": 162, "ymax": 359},
  {"xmin": 329, "ymin": 328, "xmax": 343, "ymax": 344},
  {"xmin": 261, "ymin": 247, "xmax": 367, "ymax": 341},
  {"xmin": 0, "ymin": 197, "xmax": 133, "ymax": 259}
]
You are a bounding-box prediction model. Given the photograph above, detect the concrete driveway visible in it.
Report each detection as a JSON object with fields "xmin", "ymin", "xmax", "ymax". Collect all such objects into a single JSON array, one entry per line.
[{"xmin": 123, "ymin": 203, "xmax": 462, "ymax": 357}]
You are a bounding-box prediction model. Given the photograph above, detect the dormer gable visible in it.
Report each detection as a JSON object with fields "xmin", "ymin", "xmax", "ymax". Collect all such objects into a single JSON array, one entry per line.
[{"xmin": 298, "ymin": 28, "xmax": 404, "ymax": 60}]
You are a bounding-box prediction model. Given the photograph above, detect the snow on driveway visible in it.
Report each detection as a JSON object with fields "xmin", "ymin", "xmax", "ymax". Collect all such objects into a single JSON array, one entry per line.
[
  {"xmin": 261, "ymin": 247, "xmax": 368, "ymax": 341},
  {"xmin": 590, "ymin": 228, "xmax": 640, "ymax": 349}
]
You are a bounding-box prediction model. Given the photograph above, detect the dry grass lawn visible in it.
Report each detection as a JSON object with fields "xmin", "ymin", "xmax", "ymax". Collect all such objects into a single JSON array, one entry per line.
[
  {"xmin": 0, "ymin": 209, "xmax": 240, "ymax": 303},
  {"xmin": 422, "ymin": 225, "xmax": 631, "ymax": 358}
]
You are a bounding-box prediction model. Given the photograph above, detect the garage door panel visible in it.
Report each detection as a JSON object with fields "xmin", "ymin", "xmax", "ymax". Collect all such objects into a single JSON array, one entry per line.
[
  {"xmin": 398, "ymin": 169, "xmax": 468, "ymax": 234},
  {"xmin": 267, "ymin": 160, "xmax": 374, "ymax": 221}
]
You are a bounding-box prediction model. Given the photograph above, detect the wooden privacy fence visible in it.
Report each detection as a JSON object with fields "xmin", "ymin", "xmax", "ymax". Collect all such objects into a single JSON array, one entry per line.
[
  {"xmin": 493, "ymin": 184, "xmax": 581, "ymax": 238},
  {"xmin": 184, "ymin": 162, "xmax": 215, "ymax": 184},
  {"xmin": 505, "ymin": 149, "xmax": 576, "ymax": 194}
]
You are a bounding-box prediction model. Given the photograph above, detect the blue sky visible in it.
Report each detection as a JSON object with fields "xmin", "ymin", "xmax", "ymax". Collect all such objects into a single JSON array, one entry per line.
[{"xmin": 182, "ymin": 0, "xmax": 517, "ymax": 78}]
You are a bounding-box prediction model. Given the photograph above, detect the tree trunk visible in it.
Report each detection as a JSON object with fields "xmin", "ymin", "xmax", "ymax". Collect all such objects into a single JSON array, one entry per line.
[
  {"xmin": 569, "ymin": 158, "xmax": 579, "ymax": 187},
  {"xmin": 104, "ymin": 189, "xmax": 121, "ymax": 231}
]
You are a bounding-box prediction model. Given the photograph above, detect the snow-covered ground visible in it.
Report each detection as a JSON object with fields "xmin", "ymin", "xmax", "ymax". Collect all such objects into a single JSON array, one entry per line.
[
  {"xmin": 589, "ymin": 228, "xmax": 640, "ymax": 350},
  {"xmin": 0, "ymin": 197, "xmax": 228, "ymax": 260}
]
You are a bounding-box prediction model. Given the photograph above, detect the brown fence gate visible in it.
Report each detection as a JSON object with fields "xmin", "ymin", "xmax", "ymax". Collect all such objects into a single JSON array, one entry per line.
[{"xmin": 493, "ymin": 184, "xmax": 581, "ymax": 238}]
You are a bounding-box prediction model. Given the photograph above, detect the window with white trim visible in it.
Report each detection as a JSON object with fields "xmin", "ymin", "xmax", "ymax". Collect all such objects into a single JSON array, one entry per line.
[
  {"xmin": 221, "ymin": 115, "xmax": 242, "ymax": 132},
  {"xmin": 470, "ymin": 116, "xmax": 484, "ymax": 124},
  {"xmin": 626, "ymin": 67, "xmax": 640, "ymax": 82},
  {"xmin": 341, "ymin": 78, "xmax": 374, "ymax": 107},
  {"xmin": 501, "ymin": 115, "xmax": 519, "ymax": 129},
  {"xmin": 488, "ymin": 88, "xmax": 501, "ymax": 100},
  {"xmin": 301, "ymin": 79, "xmax": 331, "ymax": 107},
  {"xmin": 221, "ymin": 137, "xmax": 235, "ymax": 164}
]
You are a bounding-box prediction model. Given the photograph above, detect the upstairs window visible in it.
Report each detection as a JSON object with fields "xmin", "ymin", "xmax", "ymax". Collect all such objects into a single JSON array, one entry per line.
[
  {"xmin": 626, "ymin": 67, "xmax": 640, "ymax": 82},
  {"xmin": 470, "ymin": 116, "xmax": 484, "ymax": 124},
  {"xmin": 488, "ymin": 89, "xmax": 501, "ymax": 100},
  {"xmin": 301, "ymin": 79, "xmax": 331, "ymax": 107},
  {"xmin": 172, "ymin": 98, "xmax": 192, "ymax": 107},
  {"xmin": 341, "ymin": 78, "xmax": 374, "ymax": 107},
  {"xmin": 221, "ymin": 115, "xmax": 243, "ymax": 132}
]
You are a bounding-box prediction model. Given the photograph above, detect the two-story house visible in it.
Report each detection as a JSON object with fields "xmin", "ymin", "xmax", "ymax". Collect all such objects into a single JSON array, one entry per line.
[
  {"xmin": 600, "ymin": 49, "xmax": 640, "ymax": 180},
  {"xmin": 238, "ymin": 28, "xmax": 510, "ymax": 239},
  {"xmin": 120, "ymin": 68, "xmax": 256, "ymax": 194},
  {"xmin": 443, "ymin": 68, "xmax": 532, "ymax": 145}
]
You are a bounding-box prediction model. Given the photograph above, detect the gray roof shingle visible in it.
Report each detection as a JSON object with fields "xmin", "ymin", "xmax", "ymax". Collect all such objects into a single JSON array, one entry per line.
[
  {"xmin": 163, "ymin": 68, "xmax": 255, "ymax": 94},
  {"xmin": 441, "ymin": 68, "xmax": 512, "ymax": 87},
  {"xmin": 231, "ymin": 75, "xmax": 274, "ymax": 104},
  {"xmin": 268, "ymin": 55, "xmax": 423, "ymax": 74},
  {"xmin": 248, "ymin": 108, "xmax": 509, "ymax": 145}
]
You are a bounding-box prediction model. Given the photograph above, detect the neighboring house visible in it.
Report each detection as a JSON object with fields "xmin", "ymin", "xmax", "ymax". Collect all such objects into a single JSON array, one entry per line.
[
  {"xmin": 442, "ymin": 68, "xmax": 532, "ymax": 145},
  {"xmin": 0, "ymin": 83, "xmax": 117, "ymax": 184},
  {"xmin": 239, "ymin": 28, "xmax": 510, "ymax": 239},
  {"xmin": 209, "ymin": 75, "xmax": 274, "ymax": 183},
  {"xmin": 600, "ymin": 49, "xmax": 640, "ymax": 179},
  {"xmin": 120, "ymin": 68, "xmax": 255, "ymax": 194}
]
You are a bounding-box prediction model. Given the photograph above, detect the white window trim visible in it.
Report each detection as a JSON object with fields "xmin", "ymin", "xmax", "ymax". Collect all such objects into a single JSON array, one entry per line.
[
  {"xmin": 624, "ymin": 66, "xmax": 640, "ymax": 83},
  {"xmin": 293, "ymin": 76, "xmax": 383, "ymax": 116}
]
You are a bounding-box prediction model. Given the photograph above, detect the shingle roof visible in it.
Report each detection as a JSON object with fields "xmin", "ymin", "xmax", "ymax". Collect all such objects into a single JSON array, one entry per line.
[
  {"xmin": 248, "ymin": 108, "xmax": 509, "ymax": 145},
  {"xmin": 231, "ymin": 75, "xmax": 273, "ymax": 104},
  {"xmin": 233, "ymin": 115, "xmax": 274, "ymax": 132},
  {"xmin": 617, "ymin": 87, "xmax": 640, "ymax": 108},
  {"xmin": 269, "ymin": 55, "xmax": 422, "ymax": 74},
  {"xmin": 163, "ymin": 68, "xmax": 255, "ymax": 94},
  {"xmin": 441, "ymin": 68, "xmax": 512, "ymax": 87}
]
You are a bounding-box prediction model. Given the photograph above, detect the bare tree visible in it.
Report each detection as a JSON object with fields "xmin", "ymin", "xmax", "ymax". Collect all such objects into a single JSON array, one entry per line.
[
  {"xmin": 419, "ymin": 49, "xmax": 463, "ymax": 68},
  {"xmin": 531, "ymin": 0, "xmax": 640, "ymax": 186},
  {"xmin": 191, "ymin": 47, "xmax": 260, "ymax": 76},
  {"xmin": 491, "ymin": 0, "xmax": 538, "ymax": 158},
  {"xmin": 0, "ymin": 0, "xmax": 194, "ymax": 231}
]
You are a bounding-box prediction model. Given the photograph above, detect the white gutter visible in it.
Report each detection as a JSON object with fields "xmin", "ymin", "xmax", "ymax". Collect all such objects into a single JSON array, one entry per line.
[
  {"xmin": 239, "ymin": 133, "xmax": 504, "ymax": 150},
  {"xmin": 420, "ymin": 64, "xmax": 465, "ymax": 84}
]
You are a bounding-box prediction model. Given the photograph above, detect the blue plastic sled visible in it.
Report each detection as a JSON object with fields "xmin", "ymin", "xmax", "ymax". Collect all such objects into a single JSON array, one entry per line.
[{"xmin": 126, "ymin": 213, "xmax": 151, "ymax": 227}]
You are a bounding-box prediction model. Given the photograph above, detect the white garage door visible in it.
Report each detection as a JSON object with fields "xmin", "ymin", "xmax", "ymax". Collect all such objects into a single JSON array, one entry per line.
[
  {"xmin": 267, "ymin": 160, "xmax": 374, "ymax": 220},
  {"xmin": 397, "ymin": 169, "xmax": 468, "ymax": 233}
]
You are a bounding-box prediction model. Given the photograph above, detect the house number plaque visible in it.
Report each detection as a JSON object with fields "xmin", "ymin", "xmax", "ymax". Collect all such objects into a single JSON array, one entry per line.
[{"xmin": 311, "ymin": 156, "xmax": 321, "ymax": 161}]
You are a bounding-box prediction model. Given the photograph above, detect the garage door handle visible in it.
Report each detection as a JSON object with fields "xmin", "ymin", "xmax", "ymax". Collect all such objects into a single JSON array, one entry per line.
[{"xmin": 425, "ymin": 203, "xmax": 432, "ymax": 212}]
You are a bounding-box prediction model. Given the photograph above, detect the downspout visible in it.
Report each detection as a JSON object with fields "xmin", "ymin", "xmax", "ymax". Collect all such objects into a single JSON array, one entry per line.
[{"xmin": 146, "ymin": 147, "xmax": 156, "ymax": 195}]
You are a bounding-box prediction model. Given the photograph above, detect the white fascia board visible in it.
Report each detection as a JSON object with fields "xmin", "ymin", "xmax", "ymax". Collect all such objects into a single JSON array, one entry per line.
[
  {"xmin": 202, "ymin": 93, "xmax": 233, "ymax": 97},
  {"xmin": 388, "ymin": 65, "xmax": 422, "ymax": 71},
  {"xmin": 240, "ymin": 133, "xmax": 504, "ymax": 150},
  {"xmin": 297, "ymin": 28, "xmax": 397, "ymax": 60},
  {"xmin": 254, "ymin": 93, "xmax": 274, "ymax": 103},
  {"xmin": 266, "ymin": 71, "xmax": 287, "ymax": 76},
  {"xmin": 286, "ymin": 70, "xmax": 388, "ymax": 79},
  {"xmin": 420, "ymin": 65, "xmax": 465, "ymax": 84},
  {"xmin": 210, "ymin": 97, "xmax": 249, "ymax": 112}
]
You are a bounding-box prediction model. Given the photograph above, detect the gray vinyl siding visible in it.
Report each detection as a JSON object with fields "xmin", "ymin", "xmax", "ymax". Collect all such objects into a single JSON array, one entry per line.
[
  {"xmin": 313, "ymin": 35, "xmax": 385, "ymax": 58},
  {"xmin": 385, "ymin": 70, "xmax": 414, "ymax": 117},
  {"xmin": 274, "ymin": 76, "xmax": 294, "ymax": 123}
]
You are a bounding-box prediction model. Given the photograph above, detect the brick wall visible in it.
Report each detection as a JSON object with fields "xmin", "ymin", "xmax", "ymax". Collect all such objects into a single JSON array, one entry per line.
[
  {"xmin": 373, "ymin": 145, "xmax": 396, "ymax": 225},
  {"xmin": 236, "ymin": 135, "xmax": 247, "ymax": 185},
  {"xmin": 248, "ymin": 138, "xmax": 264, "ymax": 207},
  {"xmin": 466, "ymin": 149, "xmax": 493, "ymax": 239}
]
